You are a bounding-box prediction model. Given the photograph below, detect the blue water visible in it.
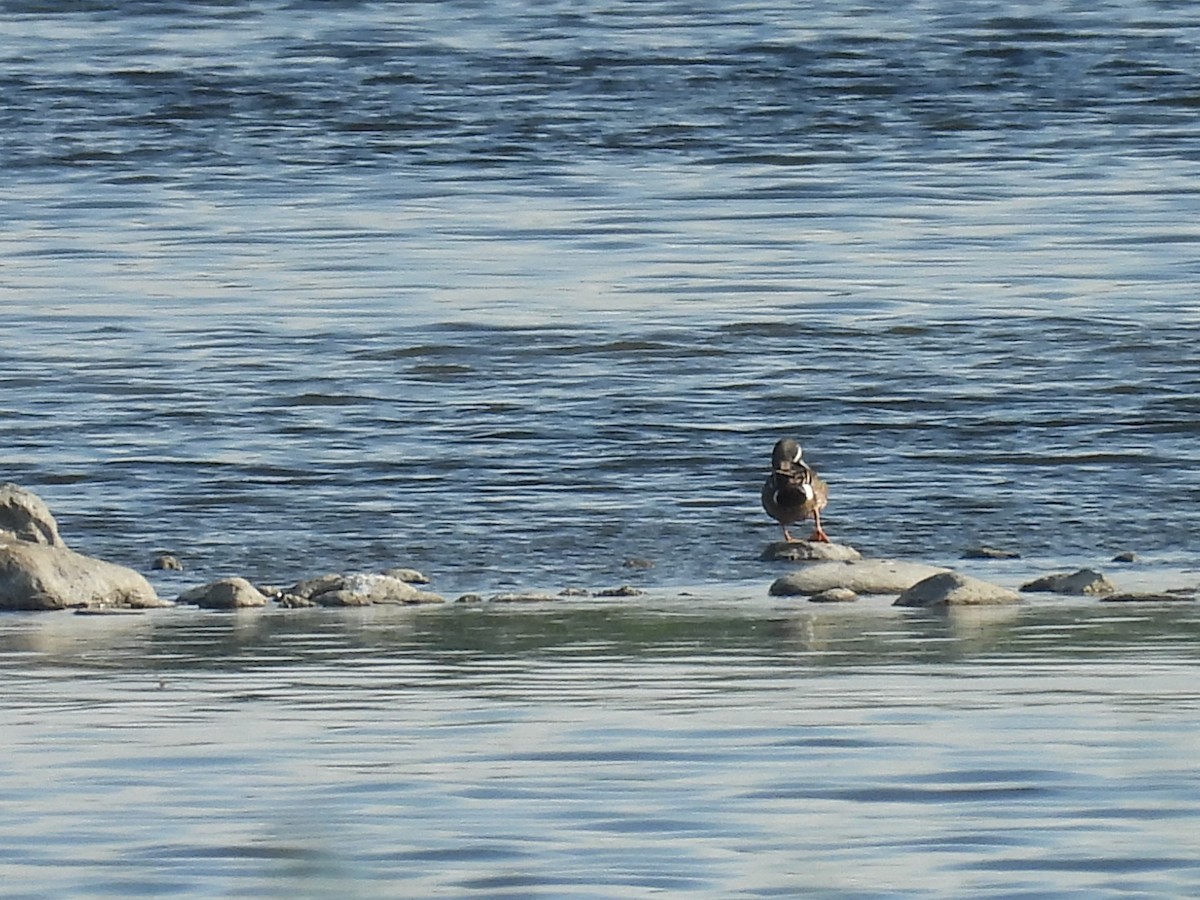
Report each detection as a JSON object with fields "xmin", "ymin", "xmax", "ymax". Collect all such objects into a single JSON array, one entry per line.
[{"xmin": 3, "ymin": 1, "xmax": 1200, "ymax": 895}]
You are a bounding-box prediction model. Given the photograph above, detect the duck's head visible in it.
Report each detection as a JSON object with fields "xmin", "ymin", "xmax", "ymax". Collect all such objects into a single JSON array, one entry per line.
[{"xmin": 771, "ymin": 438, "xmax": 804, "ymax": 470}]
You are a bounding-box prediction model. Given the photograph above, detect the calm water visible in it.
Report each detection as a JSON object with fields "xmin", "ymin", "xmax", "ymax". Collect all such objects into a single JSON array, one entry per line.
[
  {"xmin": 3, "ymin": 596, "xmax": 1200, "ymax": 898},
  {"xmin": 3, "ymin": 1, "xmax": 1200, "ymax": 895}
]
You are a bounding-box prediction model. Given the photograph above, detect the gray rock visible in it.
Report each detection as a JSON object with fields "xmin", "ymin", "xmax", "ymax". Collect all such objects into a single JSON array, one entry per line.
[
  {"xmin": 1020, "ymin": 568, "xmax": 1116, "ymax": 596},
  {"xmin": 277, "ymin": 592, "xmax": 318, "ymax": 609},
  {"xmin": 286, "ymin": 573, "xmax": 343, "ymax": 600},
  {"xmin": 961, "ymin": 546, "xmax": 1021, "ymax": 560},
  {"xmin": 760, "ymin": 540, "xmax": 862, "ymax": 562},
  {"xmin": 177, "ymin": 577, "xmax": 268, "ymax": 610},
  {"xmin": 1111, "ymin": 551, "xmax": 1138, "ymax": 563},
  {"xmin": 382, "ymin": 567, "xmax": 429, "ymax": 584},
  {"xmin": 0, "ymin": 483, "xmax": 63, "ymax": 547},
  {"xmin": 894, "ymin": 571, "xmax": 1022, "ymax": 608},
  {"xmin": 306, "ymin": 573, "xmax": 444, "ymax": 606},
  {"xmin": 769, "ymin": 559, "xmax": 950, "ymax": 597},
  {"xmin": 808, "ymin": 587, "xmax": 859, "ymax": 603},
  {"xmin": 0, "ymin": 540, "xmax": 165, "ymax": 610},
  {"xmin": 622, "ymin": 558, "xmax": 655, "ymax": 570}
]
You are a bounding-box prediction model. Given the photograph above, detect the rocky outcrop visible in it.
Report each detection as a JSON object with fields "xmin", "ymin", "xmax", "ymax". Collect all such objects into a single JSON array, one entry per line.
[
  {"xmin": 1020, "ymin": 568, "xmax": 1116, "ymax": 596},
  {"xmin": 0, "ymin": 539, "xmax": 165, "ymax": 611},
  {"xmin": 761, "ymin": 540, "xmax": 862, "ymax": 562},
  {"xmin": 281, "ymin": 572, "xmax": 444, "ymax": 607},
  {"xmin": 769, "ymin": 559, "xmax": 950, "ymax": 597},
  {"xmin": 894, "ymin": 571, "xmax": 1022, "ymax": 607},
  {"xmin": 178, "ymin": 577, "xmax": 269, "ymax": 610},
  {"xmin": 0, "ymin": 484, "xmax": 165, "ymax": 611}
]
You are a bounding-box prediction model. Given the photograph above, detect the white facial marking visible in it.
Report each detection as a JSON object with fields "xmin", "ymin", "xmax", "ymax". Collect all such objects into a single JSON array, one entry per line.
[{"xmin": 792, "ymin": 444, "xmax": 804, "ymax": 463}]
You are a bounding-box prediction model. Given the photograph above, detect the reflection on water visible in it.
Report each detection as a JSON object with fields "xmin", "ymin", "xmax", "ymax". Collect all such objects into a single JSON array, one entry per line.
[{"xmin": 2, "ymin": 595, "xmax": 1199, "ymax": 898}]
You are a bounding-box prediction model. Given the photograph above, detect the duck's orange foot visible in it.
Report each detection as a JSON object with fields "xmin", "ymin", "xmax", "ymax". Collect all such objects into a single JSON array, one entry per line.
[{"xmin": 808, "ymin": 529, "xmax": 831, "ymax": 543}]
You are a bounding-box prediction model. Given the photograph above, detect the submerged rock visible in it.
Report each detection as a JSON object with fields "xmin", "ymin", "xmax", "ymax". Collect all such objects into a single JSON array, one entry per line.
[
  {"xmin": 1100, "ymin": 591, "xmax": 1196, "ymax": 603},
  {"xmin": 151, "ymin": 553, "xmax": 185, "ymax": 571},
  {"xmin": 1111, "ymin": 551, "xmax": 1138, "ymax": 563},
  {"xmin": 961, "ymin": 546, "xmax": 1021, "ymax": 560},
  {"xmin": 488, "ymin": 592, "xmax": 560, "ymax": 603},
  {"xmin": 593, "ymin": 585, "xmax": 645, "ymax": 597},
  {"xmin": 808, "ymin": 587, "xmax": 859, "ymax": 603},
  {"xmin": 1020, "ymin": 568, "xmax": 1116, "ymax": 596},
  {"xmin": 760, "ymin": 540, "xmax": 861, "ymax": 562},
  {"xmin": 178, "ymin": 577, "xmax": 268, "ymax": 610},
  {"xmin": 770, "ymin": 559, "xmax": 950, "ymax": 597},
  {"xmin": 894, "ymin": 572, "xmax": 1022, "ymax": 608}
]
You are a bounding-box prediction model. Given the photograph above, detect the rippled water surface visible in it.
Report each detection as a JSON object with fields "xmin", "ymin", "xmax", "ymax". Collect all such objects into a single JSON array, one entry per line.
[
  {"xmin": 3, "ymin": 596, "xmax": 1200, "ymax": 898},
  {"xmin": 3, "ymin": 1, "xmax": 1200, "ymax": 895}
]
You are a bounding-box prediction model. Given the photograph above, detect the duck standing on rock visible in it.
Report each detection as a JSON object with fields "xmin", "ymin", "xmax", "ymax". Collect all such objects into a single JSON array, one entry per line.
[{"xmin": 761, "ymin": 438, "xmax": 830, "ymax": 543}]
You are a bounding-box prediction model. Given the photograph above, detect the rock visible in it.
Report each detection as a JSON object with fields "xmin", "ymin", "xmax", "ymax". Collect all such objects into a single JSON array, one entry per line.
[
  {"xmin": 769, "ymin": 559, "xmax": 950, "ymax": 597},
  {"xmin": 177, "ymin": 577, "xmax": 268, "ymax": 610},
  {"xmin": 0, "ymin": 539, "xmax": 165, "ymax": 610},
  {"xmin": 622, "ymin": 558, "xmax": 655, "ymax": 569},
  {"xmin": 1100, "ymin": 591, "xmax": 1195, "ymax": 603},
  {"xmin": 454, "ymin": 593, "xmax": 485, "ymax": 604},
  {"xmin": 894, "ymin": 571, "xmax": 1022, "ymax": 607},
  {"xmin": 489, "ymin": 592, "xmax": 560, "ymax": 603},
  {"xmin": 151, "ymin": 553, "xmax": 184, "ymax": 571},
  {"xmin": 0, "ymin": 483, "xmax": 64, "ymax": 547},
  {"xmin": 559, "ymin": 587, "xmax": 590, "ymax": 597},
  {"xmin": 382, "ymin": 567, "xmax": 429, "ymax": 584},
  {"xmin": 302, "ymin": 572, "xmax": 444, "ymax": 606},
  {"xmin": 808, "ymin": 587, "xmax": 858, "ymax": 603},
  {"xmin": 593, "ymin": 585, "xmax": 644, "ymax": 597},
  {"xmin": 287, "ymin": 573, "xmax": 343, "ymax": 600},
  {"xmin": 277, "ymin": 592, "xmax": 318, "ymax": 609},
  {"xmin": 961, "ymin": 546, "xmax": 1021, "ymax": 560},
  {"xmin": 1111, "ymin": 551, "xmax": 1138, "ymax": 563},
  {"xmin": 760, "ymin": 540, "xmax": 862, "ymax": 562},
  {"xmin": 1020, "ymin": 568, "xmax": 1116, "ymax": 596}
]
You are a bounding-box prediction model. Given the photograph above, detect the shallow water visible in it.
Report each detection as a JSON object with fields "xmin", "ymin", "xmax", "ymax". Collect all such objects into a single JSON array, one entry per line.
[
  {"xmin": 3, "ymin": 1, "xmax": 1200, "ymax": 896},
  {"xmin": 3, "ymin": 595, "xmax": 1200, "ymax": 898}
]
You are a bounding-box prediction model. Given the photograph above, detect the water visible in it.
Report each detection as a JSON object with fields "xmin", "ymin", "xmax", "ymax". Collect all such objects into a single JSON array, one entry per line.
[
  {"xmin": 3, "ymin": 1, "xmax": 1200, "ymax": 895},
  {"xmin": 3, "ymin": 597, "xmax": 1200, "ymax": 898}
]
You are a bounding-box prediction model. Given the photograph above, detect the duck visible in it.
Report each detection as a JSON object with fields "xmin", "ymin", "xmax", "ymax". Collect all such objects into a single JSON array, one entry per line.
[{"xmin": 761, "ymin": 438, "xmax": 830, "ymax": 543}]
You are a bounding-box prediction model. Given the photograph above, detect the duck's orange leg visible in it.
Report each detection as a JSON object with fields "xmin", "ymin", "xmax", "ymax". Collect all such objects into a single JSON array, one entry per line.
[{"xmin": 808, "ymin": 510, "xmax": 830, "ymax": 543}]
